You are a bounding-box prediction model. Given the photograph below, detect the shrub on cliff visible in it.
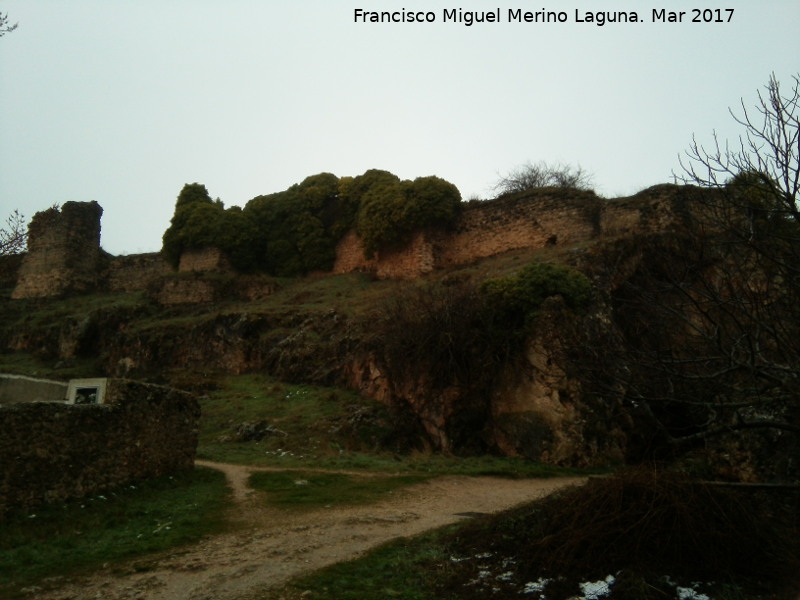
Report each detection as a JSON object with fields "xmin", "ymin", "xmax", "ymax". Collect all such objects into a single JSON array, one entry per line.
[
  {"xmin": 162, "ymin": 183, "xmax": 259, "ymax": 271},
  {"xmin": 354, "ymin": 171, "xmax": 462, "ymax": 257},
  {"xmin": 493, "ymin": 161, "xmax": 594, "ymax": 196},
  {"xmin": 481, "ymin": 261, "xmax": 593, "ymax": 333},
  {"xmin": 244, "ymin": 173, "xmax": 348, "ymax": 276},
  {"xmin": 162, "ymin": 169, "xmax": 462, "ymax": 276}
]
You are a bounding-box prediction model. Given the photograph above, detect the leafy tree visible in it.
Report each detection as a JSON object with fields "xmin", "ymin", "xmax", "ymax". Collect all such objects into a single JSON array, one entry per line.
[
  {"xmin": 244, "ymin": 173, "xmax": 345, "ymax": 276},
  {"xmin": 493, "ymin": 161, "xmax": 594, "ymax": 196},
  {"xmin": 354, "ymin": 171, "xmax": 462, "ymax": 257},
  {"xmin": 162, "ymin": 183, "xmax": 258, "ymax": 271}
]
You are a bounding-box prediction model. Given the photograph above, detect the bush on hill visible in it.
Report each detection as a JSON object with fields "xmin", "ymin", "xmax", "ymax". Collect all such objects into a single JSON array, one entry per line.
[{"xmin": 161, "ymin": 170, "xmax": 462, "ymax": 275}]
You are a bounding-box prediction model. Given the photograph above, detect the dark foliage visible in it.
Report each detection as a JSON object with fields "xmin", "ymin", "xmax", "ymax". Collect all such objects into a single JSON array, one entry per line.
[
  {"xmin": 245, "ymin": 173, "xmax": 345, "ymax": 276},
  {"xmin": 438, "ymin": 468, "xmax": 800, "ymax": 599},
  {"xmin": 162, "ymin": 170, "xmax": 462, "ymax": 276},
  {"xmin": 371, "ymin": 263, "xmax": 592, "ymax": 453},
  {"xmin": 354, "ymin": 172, "xmax": 462, "ymax": 257},
  {"xmin": 493, "ymin": 161, "xmax": 594, "ymax": 196}
]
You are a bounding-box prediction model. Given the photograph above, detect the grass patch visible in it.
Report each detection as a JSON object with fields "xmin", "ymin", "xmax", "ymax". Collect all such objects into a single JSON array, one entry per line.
[
  {"xmin": 249, "ymin": 471, "xmax": 427, "ymax": 511},
  {"xmin": 271, "ymin": 527, "xmax": 453, "ymax": 600},
  {"xmin": 0, "ymin": 467, "xmax": 229, "ymax": 598},
  {"xmin": 196, "ymin": 374, "xmax": 594, "ymax": 478},
  {"xmin": 196, "ymin": 374, "xmax": 398, "ymax": 465}
]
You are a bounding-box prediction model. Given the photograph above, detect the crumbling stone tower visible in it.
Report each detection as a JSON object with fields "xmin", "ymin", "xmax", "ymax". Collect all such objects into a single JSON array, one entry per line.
[{"xmin": 12, "ymin": 201, "xmax": 104, "ymax": 299}]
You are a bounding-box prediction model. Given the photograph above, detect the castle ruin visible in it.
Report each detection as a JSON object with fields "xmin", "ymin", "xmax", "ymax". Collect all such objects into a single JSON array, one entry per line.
[{"xmin": 9, "ymin": 184, "xmax": 692, "ymax": 300}]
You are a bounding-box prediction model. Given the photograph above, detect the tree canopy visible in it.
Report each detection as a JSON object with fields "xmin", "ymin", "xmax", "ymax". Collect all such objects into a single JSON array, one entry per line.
[{"xmin": 161, "ymin": 170, "xmax": 462, "ymax": 276}]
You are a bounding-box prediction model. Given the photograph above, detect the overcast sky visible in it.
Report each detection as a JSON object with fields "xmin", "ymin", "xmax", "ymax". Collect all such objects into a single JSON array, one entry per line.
[{"xmin": 1, "ymin": 1, "xmax": 798, "ymax": 255}]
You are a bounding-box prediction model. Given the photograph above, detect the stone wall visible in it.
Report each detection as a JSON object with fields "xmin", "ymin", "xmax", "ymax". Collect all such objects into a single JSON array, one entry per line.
[
  {"xmin": 10, "ymin": 185, "xmax": 695, "ymax": 297},
  {"xmin": 332, "ymin": 185, "xmax": 688, "ymax": 279},
  {"xmin": 12, "ymin": 202, "xmax": 104, "ymax": 299},
  {"xmin": 106, "ymin": 253, "xmax": 171, "ymax": 293},
  {"xmin": 0, "ymin": 378, "xmax": 200, "ymax": 517},
  {"xmin": 179, "ymin": 247, "xmax": 234, "ymax": 273}
]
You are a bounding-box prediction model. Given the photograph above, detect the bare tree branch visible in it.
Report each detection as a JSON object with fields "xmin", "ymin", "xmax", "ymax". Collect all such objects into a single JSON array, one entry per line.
[
  {"xmin": 0, "ymin": 11, "xmax": 18, "ymax": 37},
  {"xmin": 0, "ymin": 210, "xmax": 27, "ymax": 255},
  {"xmin": 493, "ymin": 161, "xmax": 594, "ymax": 196}
]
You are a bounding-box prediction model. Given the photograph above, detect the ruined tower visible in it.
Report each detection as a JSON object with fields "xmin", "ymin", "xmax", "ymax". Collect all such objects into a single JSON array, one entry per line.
[{"xmin": 12, "ymin": 201, "xmax": 104, "ymax": 299}]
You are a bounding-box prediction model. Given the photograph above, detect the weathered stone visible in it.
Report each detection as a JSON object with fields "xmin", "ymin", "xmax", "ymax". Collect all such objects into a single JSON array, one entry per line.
[
  {"xmin": 0, "ymin": 378, "xmax": 200, "ymax": 517},
  {"xmin": 12, "ymin": 201, "xmax": 104, "ymax": 298}
]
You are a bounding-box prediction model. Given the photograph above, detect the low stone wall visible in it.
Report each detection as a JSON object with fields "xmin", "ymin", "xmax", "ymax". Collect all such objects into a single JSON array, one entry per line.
[{"xmin": 0, "ymin": 379, "xmax": 200, "ymax": 517}]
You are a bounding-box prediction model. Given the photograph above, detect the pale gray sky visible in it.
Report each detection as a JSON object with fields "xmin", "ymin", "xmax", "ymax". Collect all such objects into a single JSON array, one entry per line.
[{"xmin": 1, "ymin": 1, "xmax": 798, "ymax": 255}]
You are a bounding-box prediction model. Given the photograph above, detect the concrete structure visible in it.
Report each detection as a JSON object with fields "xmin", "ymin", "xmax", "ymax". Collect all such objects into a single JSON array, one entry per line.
[{"xmin": 0, "ymin": 374, "xmax": 68, "ymax": 405}]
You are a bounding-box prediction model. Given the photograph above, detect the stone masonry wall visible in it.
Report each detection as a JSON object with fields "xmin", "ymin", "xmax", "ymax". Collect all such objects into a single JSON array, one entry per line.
[
  {"xmin": 179, "ymin": 247, "xmax": 234, "ymax": 273},
  {"xmin": 11, "ymin": 185, "xmax": 694, "ymax": 297},
  {"xmin": 106, "ymin": 253, "xmax": 171, "ymax": 293},
  {"xmin": 0, "ymin": 379, "xmax": 200, "ymax": 517},
  {"xmin": 12, "ymin": 201, "xmax": 104, "ymax": 299},
  {"xmin": 332, "ymin": 186, "xmax": 686, "ymax": 279}
]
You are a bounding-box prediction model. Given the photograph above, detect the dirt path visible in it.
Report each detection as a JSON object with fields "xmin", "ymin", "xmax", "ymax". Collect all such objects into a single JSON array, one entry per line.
[{"xmin": 33, "ymin": 462, "xmax": 585, "ymax": 600}]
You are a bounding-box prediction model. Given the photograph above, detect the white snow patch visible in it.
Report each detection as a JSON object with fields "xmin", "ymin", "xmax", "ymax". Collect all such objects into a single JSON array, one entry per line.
[{"xmin": 578, "ymin": 574, "xmax": 615, "ymax": 599}]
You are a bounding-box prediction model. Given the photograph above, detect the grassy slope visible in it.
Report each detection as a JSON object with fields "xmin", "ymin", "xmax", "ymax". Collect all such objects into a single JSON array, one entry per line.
[
  {"xmin": 0, "ymin": 467, "xmax": 230, "ymax": 599},
  {"xmin": 0, "ymin": 246, "xmax": 608, "ymax": 598}
]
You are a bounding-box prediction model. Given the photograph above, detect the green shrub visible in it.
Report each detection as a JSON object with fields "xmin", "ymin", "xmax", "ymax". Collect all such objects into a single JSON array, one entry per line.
[
  {"xmin": 481, "ymin": 261, "xmax": 592, "ymax": 328},
  {"xmin": 162, "ymin": 169, "xmax": 462, "ymax": 275},
  {"xmin": 244, "ymin": 172, "xmax": 345, "ymax": 276},
  {"xmin": 162, "ymin": 184, "xmax": 259, "ymax": 272},
  {"xmin": 355, "ymin": 172, "xmax": 461, "ymax": 257}
]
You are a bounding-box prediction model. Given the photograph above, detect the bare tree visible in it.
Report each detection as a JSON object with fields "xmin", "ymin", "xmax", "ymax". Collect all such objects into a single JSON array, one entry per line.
[
  {"xmin": 493, "ymin": 161, "xmax": 594, "ymax": 196},
  {"xmin": 0, "ymin": 210, "xmax": 27, "ymax": 255},
  {"xmin": 564, "ymin": 78, "xmax": 800, "ymax": 476},
  {"xmin": 675, "ymin": 73, "xmax": 799, "ymax": 222},
  {"xmin": 0, "ymin": 11, "xmax": 18, "ymax": 37}
]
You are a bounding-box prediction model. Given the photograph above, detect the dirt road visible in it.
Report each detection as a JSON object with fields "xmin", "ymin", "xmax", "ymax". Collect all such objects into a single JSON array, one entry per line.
[{"xmin": 32, "ymin": 461, "xmax": 585, "ymax": 600}]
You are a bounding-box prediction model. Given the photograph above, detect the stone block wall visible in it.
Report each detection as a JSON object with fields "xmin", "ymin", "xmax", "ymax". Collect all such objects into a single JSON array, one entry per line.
[
  {"xmin": 438, "ymin": 189, "xmax": 601, "ymax": 268},
  {"xmin": 106, "ymin": 253, "xmax": 171, "ymax": 293},
  {"xmin": 12, "ymin": 202, "xmax": 104, "ymax": 299},
  {"xmin": 332, "ymin": 185, "xmax": 690, "ymax": 279},
  {"xmin": 179, "ymin": 247, "xmax": 234, "ymax": 273},
  {"xmin": 0, "ymin": 379, "xmax": 200, "ymax": 517},
  {"xmin": 10, "ymin": 185, "xmax": 696, "ymax": 297}
]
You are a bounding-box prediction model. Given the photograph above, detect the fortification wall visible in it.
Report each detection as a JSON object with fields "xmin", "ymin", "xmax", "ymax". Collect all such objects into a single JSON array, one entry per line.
[
  {"xmin": 11, "ymin": 185, "xmax": 693, "ymax": 296},
  {"xmin": 12, "ymin": 201, "xmax": 104, "ymax": 299},
  {"xmin": 438, "ymin": 189, "xmax": 601, "ymax": 268},
  {"xmin": 0, "ymin": 378, "xmax": 199, "ymax": 517},
  {"xmin": 179, "ymin": 247, "xmax": 233, "ymax": 273},
  {"xmin": 332, "ymin": 187, "xmax": 660, "ymax": 278},
  {"xmin": 106, "ymin": 253, "xmax": 171, "ymax": 293}
]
